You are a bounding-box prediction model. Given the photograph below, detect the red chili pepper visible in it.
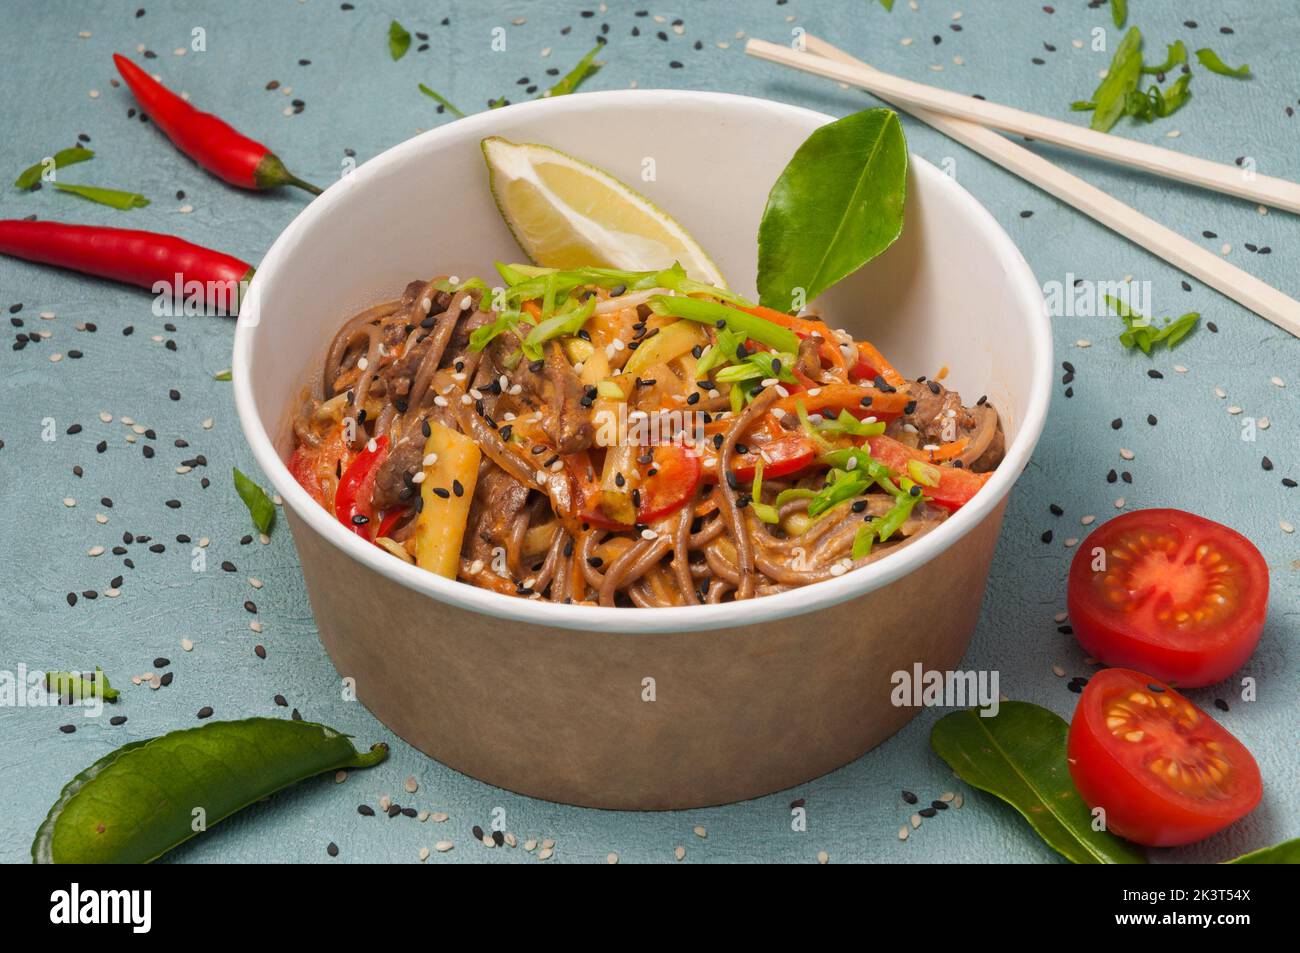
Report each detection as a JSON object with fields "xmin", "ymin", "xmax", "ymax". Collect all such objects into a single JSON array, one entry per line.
[
  {"xmin": 113, "ymin": 53, "xmax": 322, "ymax": 195},
  {"xmin": 334, "ymin": 436, "xmax": 389, "ymax": 539},
  {"xmin": 0, "ymin": 219, "xmax": 253, "ymax": 304}
]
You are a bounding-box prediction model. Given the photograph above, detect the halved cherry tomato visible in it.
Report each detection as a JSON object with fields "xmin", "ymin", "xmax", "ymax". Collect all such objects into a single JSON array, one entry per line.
[
  {"xmin": 730, "ymin": 433, "xmax": 818, "ymax": 482},
  {"xmin": 638, "ymin": 443, "xmax": 702, "ymax": 522},
  {"xmin": 288, "ymin": 425, "xmax": 353, "ymax": 509},
  {"xmin": 1067, "ymin": 509, "xmax": 1268, "ymax": 687},
  {"xmin": 866, "ymin": 435, "xmax": 992, "ymax": 512},
  {"xmin": 334, "ymin": 435, "xmax": 389, "ymax": 539},
  {"xmin": 1067, "ymin": 667, "xmax": 1262, "ymax": 847}
]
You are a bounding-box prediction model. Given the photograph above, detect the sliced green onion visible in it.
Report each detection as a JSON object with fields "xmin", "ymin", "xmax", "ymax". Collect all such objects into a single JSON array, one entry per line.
[
  {"xmin": 468, "ymin": 309, "xmax": 529, "ymax": 352},
  {"xmin": 852, "ymin": 522, "xmax": 876, "ymax": 560},
  {"xmin": 520, "ymin": 293, "xmax": 597, "ymax": 361},
  {"xmin": 649, "ymin": 295, "xmax": 799, "ymax": 354}
]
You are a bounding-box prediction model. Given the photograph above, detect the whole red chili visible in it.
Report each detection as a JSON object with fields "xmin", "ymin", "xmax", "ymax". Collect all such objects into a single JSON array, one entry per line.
[
  {"xmin": 113, "ymin": 53, "xmax": 322, "ymax": 195},
  {"xmin": 0, "ymin": 219, "xmax": 254, "ymax": 306}
]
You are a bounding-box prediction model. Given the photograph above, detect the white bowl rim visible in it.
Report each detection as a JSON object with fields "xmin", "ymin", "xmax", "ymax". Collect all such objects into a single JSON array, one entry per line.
[{"xmin": 233, "ymin": 88, "xmax": 1052, "ymax": 635}]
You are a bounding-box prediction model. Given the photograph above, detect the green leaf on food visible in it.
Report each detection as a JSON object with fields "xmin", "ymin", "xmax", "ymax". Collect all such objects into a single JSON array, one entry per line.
[
  {"xmin": 1105, "ymin": 295, "xmax": 1199, "ymax": 354},
  {"xmin": 233, "ymin": 467, "xmax": 276, "ymax": 535},
  {"xmin": 32, "ymin": 718, "xmax": 388, "ymax": 863},
  {"xmin": 45, "ymin": 669, "xmax": 118, "ymax": 703},
  {"xmin": 418, "ymin": 84, "xmax": 465, "ymax": 118},
  {"xmin": 878, "ymin": 0, "xmax": 895, "ymax": 9},
  {"xmin": 15, "ymin": 147, "xmax": 94, "ymax": 190},
  {"xmin": 51, "ymin": 183, "xmax": 148, "ymax": 210},
  {"xmin": 1225, "ymin": 837, "xmax": 1300, "ymax": 864},
  {"xmin": 389, "ymin": 20, "xmax": 411, "ymax": 61},
  {"xmin": 757, "ymin": 108, "xmax": 908, "ymax": 312},
  {"xmin": 931, "ymin": 702, "xmax": 1146, "ymax": 864},
  {"xmin": 1195, "ymin": 48, "xmax": 1251, "ymax": 78},
  {"xmin": 1084, "ymin": 26, "xmax": 1143, "ymax": 132},
  {"xmin": 544, "ymin": 44, "xmax": 603, "ymax": 98},
  {"xmin": 1111, "ymin": 0, "xmax": 1127, "ymax": 28}
]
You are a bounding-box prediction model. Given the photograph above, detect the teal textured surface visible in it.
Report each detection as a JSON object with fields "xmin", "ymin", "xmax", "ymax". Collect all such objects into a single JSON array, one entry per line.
[{"xmin": 0, "ymin": 0, "xmax": 1295, "ymax": 864}]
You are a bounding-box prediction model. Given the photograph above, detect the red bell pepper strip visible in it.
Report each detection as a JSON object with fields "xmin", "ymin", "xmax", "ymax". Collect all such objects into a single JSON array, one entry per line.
[
  {"xmin": 334, "ymin": 436, "xmax": 389, "ymax": 539},
  {"xmin": 850, "ymin": 341, "xmax": 908, "ymax": 389},
  {"xmin": 376, "ymin": 506, "xmax": 410, "ymax": 539},
  {"xmin": 738, "ymin": 304, "xmax": 845, "ymax": 372},
  {"xmin": 637, "ymin": 443, "xmax": 702, "ymax": 523},
  {"xmin": 113, "ymin": 53, "xmax": 322, "ymax": 195},
  {"xmin": 866, "ymin": 435, "xmax": 992, "ymax": 512},
  {"xmin": 0, "ymin": 220, "xmax": 253, "ymax": 303}
]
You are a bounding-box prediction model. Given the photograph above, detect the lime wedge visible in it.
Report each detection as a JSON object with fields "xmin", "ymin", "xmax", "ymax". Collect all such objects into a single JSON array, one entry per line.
[{"xmin": 481, "ymin": 136, "xmax": 728, "ymax": 287}]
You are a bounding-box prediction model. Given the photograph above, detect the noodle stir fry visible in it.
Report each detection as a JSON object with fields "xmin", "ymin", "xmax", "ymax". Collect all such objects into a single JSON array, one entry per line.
[{"xmin": 289, "ymin": 264, "xmax": 1003, "ymax": 606}]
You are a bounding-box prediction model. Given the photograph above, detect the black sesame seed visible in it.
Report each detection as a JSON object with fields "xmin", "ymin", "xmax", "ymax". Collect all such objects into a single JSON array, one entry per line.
[
  {"xmin": 902, "ymin": 790, "xmax": 918, "ymax": 805},
  {"xmin": 197, "ymin": 706, "xmax": 214, "ymax": 719}
]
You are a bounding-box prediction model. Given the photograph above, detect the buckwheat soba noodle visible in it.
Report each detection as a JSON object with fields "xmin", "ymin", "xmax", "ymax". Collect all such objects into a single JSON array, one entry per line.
[{"xmin": 288, "ymin": 264, "xmax": 1003, "ymax": 608}]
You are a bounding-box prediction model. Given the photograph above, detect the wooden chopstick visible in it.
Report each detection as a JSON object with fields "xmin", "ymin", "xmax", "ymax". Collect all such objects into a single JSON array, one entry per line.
[
  {"xmin": 746, "ymin": 38, "xmax": 1300, "ymax": 215},
  {"xmin": 747, "ymin": 35, "xmax": 1300, "ymax": 340}
]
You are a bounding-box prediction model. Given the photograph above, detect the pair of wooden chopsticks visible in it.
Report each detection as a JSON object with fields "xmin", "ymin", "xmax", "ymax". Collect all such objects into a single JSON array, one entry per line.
[{"xmin": 746, "ymin": 36, "xmax": 1300, "ymax": 339}]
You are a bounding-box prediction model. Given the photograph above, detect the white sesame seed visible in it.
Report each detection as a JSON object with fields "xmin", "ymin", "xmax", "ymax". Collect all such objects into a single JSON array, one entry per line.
[
  {"xmin": 1081, "ymin": 515, "xmax": 1096, "ymax": 525},
  {"xmin": 250, "ymin": 620, "xmax": 263, "ymax": 633},
  {"xmin": 641, "ymin": 528, "xmax": 658, "ymax": 541},
  {"xmin": 954, "ymin": 793, "xmax": 964, "ymax": 809},
  {"xmin": 1227, "ymin": 405, "xmax": 1243, "ymax": 415},
  {"xmin": 524, "ymin": 839, "xmax": 537, "ymax": 851},
  {"xmin": 1075, "ymin": 339, "xmax": 1091, "ymax": 348},
  {"xmin": 607, "ymin": 852, "xmax": 619, "ymax": 864},
  {"xmin": 1115, "ymin": 497, "xmax": 1126, "ymax": 509},
  {"xmin": 105, "ymin": 588, "xmax": 121, "ymax": 598},
  {"xmin": 1221, "ymin": 243, "xmax": 1232, "ymax": 255},
  {"xmin": 63, "ymin": 497, "xmax": 76, "ymax": 507},
  {"xmin": 1119, "ymin": 448, "xmax": 1134, "ymax": 460},
  {"xmin": 1051, "ymin": 664, "xmax": 1066, "ymax": 677},
  {"xmin": 1258, "ymin": 417, "xmax": 1270, "ymax": 430},
  {"xmin": 692, "ymin": 826, "xmax": 707, "ymax": 839},
  {"xmin": 418, "ymin": 847, "xmax": 430, "ymax": 862},
  {"xmin": 1214, "ymin": 386, "xmax": 1227, "ymax": 398},
  {"xmin": 404, "ymin": 776, "xmax": 418, "ymax": 794},
  {"xmin": 431, "ymin": 811, "xmax": 449, "ymax": 822},
  {"xmin": 179, "ymin": 204, "xmax": 194, "ymax": 214},
  {"xmin": 1271, "ymin": 376, "xmax": 1285, "ymax": 388},
  {"xmin": 1281, "ymin": 521, "xmax": 1295, "ymax": 534},
  {"xmin": 434, "ymin": 395, "xmax": 449, "ymax": 407},
  {"xmin": 88, "ymin": 545, "xmax": 104, "ymax": 557},
  {"xmin": 674, "ymin": 846, "xmax": 686, "ymax": 861},
  {"xmin": 181, "ymin": 638, "xmax": 194, "ymax": 651},
  {"xmin": 95, "ymin": 513, "xmax": 108, "ymax": 524},
  {"xmin": 1174, "ymin": 364, "xmax": 1188, "ymax": 373},
  {"xmin": 537, "ymin": 847, "xmax": 554, "ymax": 860},
  {"xmin": 249, "ymin": 577, "xmax": 263, "ymax": 589},
  {"xmin": 911, "ymin": 813, "xmax": 922, "ymax": 829},
  {"xmin": 435, "ymin": 840, "xmax": 454, "ymax": 852},
  {"xmin": 334, "ymin": 770, "xmax": 347, "ymax": 783},
  {"xmin": 1054, "ymin": 611, "xmax": 1068, "ymax": 623},
  {"xmin": 817, "ymin": 850, "xmax": 830, "ymax": 863},
  {"xmin": 898, "ymin": 826, "xmax": 909, "ymax": 841},
  {"xmin": 202, "ymin": 418, "xmax": 214, "ymax": 430},
  {"xmin": 1064, "ymin": 538, "xmax": 1078, "ymax": 547},
  {"xmin": 99, "ymin": 411, "xmax": 113, "ymax": 423}
]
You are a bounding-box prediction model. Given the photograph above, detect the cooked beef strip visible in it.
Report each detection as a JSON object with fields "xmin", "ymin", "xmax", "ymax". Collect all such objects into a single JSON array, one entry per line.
[
  {"xmin": 466, "ymin": 468, "xmax": 532, "ymax": 562},
  {"xmin": 542, "ymin": 341, "xmax": 594, "ymax": 454},
  {"xmin": 372, "ymin": 431, "xmax": 425, "ymax": 511}
]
